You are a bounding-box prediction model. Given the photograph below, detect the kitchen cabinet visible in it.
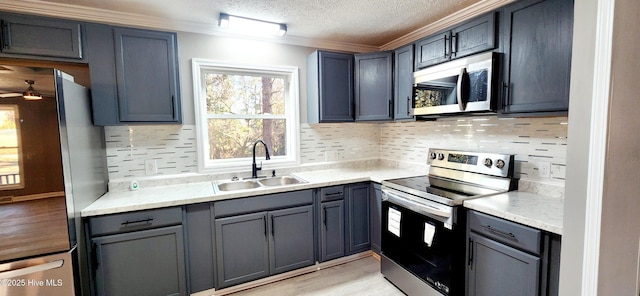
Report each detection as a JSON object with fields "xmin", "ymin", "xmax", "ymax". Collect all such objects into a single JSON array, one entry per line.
[
  {"xmin": 213, "ymin": 190, "xmax": 314, "ymax": 288},
  {"xmin": 85, "ymin": 24, "xmax": 182, "ymax": 125},
  {"xmin": 0, "ymin": 13, "xmax": 84, "ymax": 61},
  {"xmin": 466, "ymin": 210, "xmax": 561, "ymax": 296},
  {"xmin": 500, "ymin": 0, "xmax": 573, "ymax": 115},
  {"xmin": 415, "ymin": 12, "xmax": 496, "ymax": 69},
  {"xmin": 354, "ymin": 51, "xmax": 393, "ymax": 121},
  {"xmin": 307, "ymin": 50, "xmax": 354, "ymax": 123},
  {"xmin": 393, "ymin": 44, "xmax": 415, "ymax": 121},
  {"xmin": 346, "ymin": 183, "xmax": 371, "ymax": 255},
  {"xmin": 370, "ymin": 183, "xmax": 382, "ymax": 253},
  {"xmin": 185, "ymin": 203, "xmax": 215, "ymax": 293},
  {"xmin": 318, "ymin": 186, "xmax": 346, "ymax": 262},
  {"xmin": 88, "ymin": 207, "xmax": 187, "ymax": 296}
]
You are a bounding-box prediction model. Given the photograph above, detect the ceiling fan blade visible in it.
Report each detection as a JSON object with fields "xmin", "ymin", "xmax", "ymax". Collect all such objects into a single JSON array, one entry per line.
[{"xmin": 0, "ymin": 93, "xmax": 23, "ymax": 98}]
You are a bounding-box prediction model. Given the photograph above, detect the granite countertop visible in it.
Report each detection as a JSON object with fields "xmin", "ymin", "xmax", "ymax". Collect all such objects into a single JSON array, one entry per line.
[
  {"xmin": 82, "ymin": 166, "xmax": 564, "ymax": 236},
  {"xmin": 81, "ymin": 166, "xmax": 425, "ymax": 217},
  {"xmin": 463, "ymin": 191, "xmax": 564, "ymax": 235}
]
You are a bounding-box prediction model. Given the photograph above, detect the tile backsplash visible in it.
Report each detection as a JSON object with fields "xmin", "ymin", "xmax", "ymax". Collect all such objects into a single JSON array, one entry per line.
[{"xmin": 105, "ymin": 116, "xmax": 568, "ymax": 196}]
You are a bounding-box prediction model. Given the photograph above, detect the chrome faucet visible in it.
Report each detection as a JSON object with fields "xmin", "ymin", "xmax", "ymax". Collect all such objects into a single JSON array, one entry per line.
[{"xmin": 251, "ymin": 140, "xmax": 271, "ymax": 178}]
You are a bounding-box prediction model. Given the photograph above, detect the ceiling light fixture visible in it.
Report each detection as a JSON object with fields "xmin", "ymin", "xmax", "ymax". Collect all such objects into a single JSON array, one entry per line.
[
  {"xmin": 218, "ymin": 13, "xmax": 287, "ymax": 37},
  {"xmin": 22, "ymin": 80, "xmax": 42, "ymax": 100}
]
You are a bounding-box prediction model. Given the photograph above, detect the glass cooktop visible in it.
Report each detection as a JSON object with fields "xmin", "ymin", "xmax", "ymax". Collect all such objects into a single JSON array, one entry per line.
[{"xmin": 382, "ymin": 175, "xmax": 479, "ymax": 206}]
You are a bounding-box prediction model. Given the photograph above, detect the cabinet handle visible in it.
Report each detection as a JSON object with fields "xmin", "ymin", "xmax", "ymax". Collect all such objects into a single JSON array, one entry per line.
[
  {"xmin": 121, "ymin": 218, "xmax": 153, "ymax": 227},
  {"xmin": 482, "ymin": 225, "xmax": 518, "ymax": 241},
  {"xmin": 324, "ymin": 192, "xmax": 343, "ymax": 198},
  {"xmin": 451, "ymin": 33, "xmax": 458, "ymax": 57},
  {"xmin": 2, "ymin": 22, "xmax": 10, "ymax": 49},
  {"xmin": 388, "ymin": 100, "xmax": 392, "ymax": 118},
  {"xmin": 443, "ymin": 35, "xmax": 449, "ymax": 58},
  {"xmin": 407, "ymin": 96, "xmax": 411, "ymax": 116},
  {"xmin": 503, "ymin": 82, "xmax": 511, "ymax": 107},
  {"xmin": 263, "ymin": 216, "xmax": 267, "ymax": 237},
  {"xmin": 271, "ymin": 215, "xmax": 275, "ymax": 236},
  {"xmin": 468, "ymin": 239, "xmax": 474, "ymax": 268},
  {"xmin": 91, "ymin": 243, "xmax": 99, "ymax": 276},
  {"xmin": 323, "ymin": 208, "xmax": 327, "ymax": 227}
]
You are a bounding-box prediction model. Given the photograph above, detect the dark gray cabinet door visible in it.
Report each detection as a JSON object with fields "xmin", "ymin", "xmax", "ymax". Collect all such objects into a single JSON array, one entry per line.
[
  {"xmin": 319, "ymin": 200, "xmax": 345, "ymax": 262},
  {"xmin": 114, "ymin": 27, "xmax": 181, "ymax": 122},
  {"xmin": 415, "ymin": 33, "xmax": 450, "ymax": 69},
  {"xmin": 269, "ymin": 205, "xmax": 315, "ymax": 275},
  {"xmin": 92, "ymin": 226, "xmax": 186, "ymax": 296},
  {"xmin": 393, "ymin": 44, "xmax": 415, "ymax": 121},
  {"xmin": 215, "ymin": 212, "xmax": 269, "ymax": 288},
  {"xmin": 501, "ymin": 0, "xmax": 573, "ymax": 114},
  {"xmin": 451, "ymin": 12, "xmax": 497, "ymax": 59},
  {"xmin": 354, "ymin": 51, "xmax": 393, "ymax": 121},
  {"xmin": 468, "ymin": 232, "xmax": 540, "ymax": 296},
  {"xmin": 370, "ymin": 184, "xmax": 382, "ymax": 253},
  {"xmin": 185, "ymin": 203, "xmax": 214, "ymax": 293},
  {"xmin": 307, "ymin": 51, "xmax": 354, "ymax": 123},
  {"xmin": 0, "ymin": 14, "xmax": 83, "ymax": 60},
  {"xmin": 346, "ymin": 183, "xmax": 370, "ymax": 254}
]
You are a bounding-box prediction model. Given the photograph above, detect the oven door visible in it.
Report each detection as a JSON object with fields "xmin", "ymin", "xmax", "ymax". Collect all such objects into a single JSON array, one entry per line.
[{"xmin": 381, "ymin": 191, "xmax": 466, "ymax": 296}]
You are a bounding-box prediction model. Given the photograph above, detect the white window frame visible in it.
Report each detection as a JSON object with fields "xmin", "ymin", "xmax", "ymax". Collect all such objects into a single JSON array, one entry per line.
[{"xmin": 192, "ymin": 59, "xmax": 300, "ymax": 174}]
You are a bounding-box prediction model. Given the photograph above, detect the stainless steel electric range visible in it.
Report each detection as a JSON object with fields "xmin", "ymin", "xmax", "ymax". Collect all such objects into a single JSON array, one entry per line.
[{"xmin": 380, "ymin": 148, "xmax": 518, "ymax": 296}]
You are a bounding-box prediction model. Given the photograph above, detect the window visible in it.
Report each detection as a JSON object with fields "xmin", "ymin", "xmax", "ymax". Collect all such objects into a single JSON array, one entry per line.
[
  {"xmin": 0, "ymin": 105, "xmax": 23, "ymax": 189},
  {"xmin": 192, "ymin": 59, "xmax": 299, "ymax": 173}
]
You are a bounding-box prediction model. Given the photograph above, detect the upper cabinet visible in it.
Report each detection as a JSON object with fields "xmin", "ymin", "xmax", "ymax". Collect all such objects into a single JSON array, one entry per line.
[
  {"xmin": 500, "ymin": 0, "xmax": 573, "ymax": 115},
  {"xmin": 415, "ymin": 12, "xmax": 496, "ymax": 69},
  {"xmin": 393, "ymin": 44, "xmax": 415, "ymax": 121},
  {"xmin": 354, "ymin": 51, "xmax": 393, "ymax": 121},
  {"xmin": 0, "ymin": 13, "xmax": 83, "ymax": 61},
  {"xmin": 86, "ymin": 24, "xmax": 182, "ymax": 125},
  {"xmin": 307, "ymin": 50, "xmax": 354, "ymax": 123}
]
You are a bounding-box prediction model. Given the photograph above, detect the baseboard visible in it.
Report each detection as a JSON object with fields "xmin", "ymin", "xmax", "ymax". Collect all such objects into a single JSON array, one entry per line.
[{"xmin": 193, "ymin": 251, "xmax": 374, "ymax": 296}]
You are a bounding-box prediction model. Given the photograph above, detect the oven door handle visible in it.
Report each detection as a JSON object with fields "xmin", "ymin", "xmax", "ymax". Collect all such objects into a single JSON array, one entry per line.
[{"xmin": 382, "ymin": 189, "xmax": 451, "ymax": 218}]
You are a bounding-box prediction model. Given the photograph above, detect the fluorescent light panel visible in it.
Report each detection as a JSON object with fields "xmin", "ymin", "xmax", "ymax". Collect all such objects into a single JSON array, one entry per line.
[{"xmin": 219, "ymin": 13, "xmax": 287, "ymax": 37}]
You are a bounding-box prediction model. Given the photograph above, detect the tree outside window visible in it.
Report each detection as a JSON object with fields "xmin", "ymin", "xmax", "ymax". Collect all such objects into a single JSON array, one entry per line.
[{"xmin": 193, "ymin": 60, "xmax": 299, "ymax": 172}]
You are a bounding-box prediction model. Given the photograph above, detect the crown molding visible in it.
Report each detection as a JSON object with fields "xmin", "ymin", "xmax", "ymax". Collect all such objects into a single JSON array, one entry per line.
[
  {"xmin": 380, "ymin": 0, "xmax": 515, "ymax": 51},
  {"xmin": 0, "ymin": 0, "xmax": 513, "ymax": 53}
]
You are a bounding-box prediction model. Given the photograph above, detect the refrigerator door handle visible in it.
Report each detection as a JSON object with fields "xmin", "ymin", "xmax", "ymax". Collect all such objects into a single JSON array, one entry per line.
[{"xmin": 0, "ymin": 259, "xmax": 64, "ymax": 279}]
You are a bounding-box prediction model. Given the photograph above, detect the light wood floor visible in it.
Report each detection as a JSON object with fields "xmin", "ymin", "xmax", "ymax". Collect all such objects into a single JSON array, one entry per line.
[{"xmin": 228, "ymin": 256, "xmax": 405, "ymax": 296}]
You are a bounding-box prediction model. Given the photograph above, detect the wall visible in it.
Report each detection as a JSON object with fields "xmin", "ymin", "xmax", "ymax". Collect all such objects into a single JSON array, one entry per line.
[
  {"xmin": 105, "ymin": 31, "xmax": 567, "ymax": 200},
  {"xmin": 597, "ymin": 0, "xmax": 640, "ymax": 293}
]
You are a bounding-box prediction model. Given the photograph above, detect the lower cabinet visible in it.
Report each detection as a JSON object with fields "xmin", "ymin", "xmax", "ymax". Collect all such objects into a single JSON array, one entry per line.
[
  {"xmin": 466, "ymin": 210, "xmax": 561, "ymax": 296},
  {"xmin": 213, "ymin": 190, "xmax": 315, "ymax": 289},
  {"xmin": 319, "ymin": 199, "xmax": 345, "ymax": 262},
  {"xmin": 467, "ymin": 232, "xmax": 540, "ymax": 296},
  {"xmin": 89, "ymin": 208, "xmax": 187, "ymax": 296},
  {"xmin": 346, "ymin": 183, "xmax": 371, "ymax": 254},
  {"xmin": 370, "ymin": 183, "xmax": 382, "ymax": 253}
]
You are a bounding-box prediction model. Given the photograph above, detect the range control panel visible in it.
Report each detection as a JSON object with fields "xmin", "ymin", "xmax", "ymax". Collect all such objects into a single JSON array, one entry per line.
[{"xmin": 427, "ymin": 148, "xmax": 515, "ymax": 177}]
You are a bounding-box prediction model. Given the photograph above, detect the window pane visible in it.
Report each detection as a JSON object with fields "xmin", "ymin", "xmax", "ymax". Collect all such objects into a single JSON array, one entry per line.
[
  {"xmin": 204, "ymin": 73, "xmax": 285, "ymax": 115},
  {"xmin": 0, "ymin": 108, "xmax": 21, "ymax": 186},
  {"xmin": 207, "ymin": 118, "xmax": 286, "ymax": 161}
]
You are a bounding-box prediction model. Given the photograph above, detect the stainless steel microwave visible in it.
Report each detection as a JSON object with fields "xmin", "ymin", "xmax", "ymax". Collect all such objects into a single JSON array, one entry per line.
[{"xmin": 412, "ymin": 52, "xmax": 500, "ymax": 116}]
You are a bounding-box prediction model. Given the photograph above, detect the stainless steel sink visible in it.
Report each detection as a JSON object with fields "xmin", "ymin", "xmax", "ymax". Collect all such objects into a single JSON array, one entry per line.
[
  {"xmin": 258, "ymin": 176, "xmax": 306, "ymax": 187},
  {"xmin": 214, "ymin": 175, "xmax": 307, "ymax": 192},
  {"xmin": 215, "ymin": 180, "xmax": 261, "ymax": 191}
]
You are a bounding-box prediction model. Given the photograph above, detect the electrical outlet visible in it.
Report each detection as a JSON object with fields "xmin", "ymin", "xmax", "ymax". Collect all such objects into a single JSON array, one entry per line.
[
  {"xmin": 145, "ymin": 159, "xmax": 157, "ymax": 175},
  {"xmin": 535, "ymin": 161, "xmax": 550, "ymax": 178},
  {"xmin": 551, "ymin": 164, "xmax": 566, "ymax": 179}
]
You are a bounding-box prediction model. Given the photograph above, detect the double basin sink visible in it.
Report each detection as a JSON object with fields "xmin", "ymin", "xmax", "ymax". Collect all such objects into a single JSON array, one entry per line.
[{"xmin": 214, "ymin": 175, "xmax": 307, "ymax": 192}]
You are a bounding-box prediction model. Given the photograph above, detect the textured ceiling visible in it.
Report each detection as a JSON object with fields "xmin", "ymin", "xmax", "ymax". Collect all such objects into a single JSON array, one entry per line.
[{"xmin": 31, "ymin": 0, "xmax": 482, "ymax": 47}]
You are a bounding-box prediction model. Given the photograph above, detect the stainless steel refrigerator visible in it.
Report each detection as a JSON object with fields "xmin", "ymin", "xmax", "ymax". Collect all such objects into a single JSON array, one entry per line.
[{"xmin": 0, "ymin": 66, "xmax": 107, "ymax": 296}]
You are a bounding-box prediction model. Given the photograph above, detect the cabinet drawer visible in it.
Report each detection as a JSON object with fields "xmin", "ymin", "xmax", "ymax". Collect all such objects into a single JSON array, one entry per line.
[
  {"xmin": 89, "ymin": 207, "xmax": 183, "ymax": 236},
  {"xmin": 320, "ymin": 186, "xmax": 345, "ymax": 202},
  {"xmin": 468, "ymin": 210, "xmax": 542, "ymax": 255},
  {"xmin": 214, "ymin": 190, "xmax": 313, "ymax": 218}
]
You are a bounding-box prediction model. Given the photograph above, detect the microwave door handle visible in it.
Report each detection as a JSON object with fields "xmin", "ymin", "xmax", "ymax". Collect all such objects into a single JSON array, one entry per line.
[{"xmin": 456, "ymin": 67, "xmax": 468, "ymax": 111}]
